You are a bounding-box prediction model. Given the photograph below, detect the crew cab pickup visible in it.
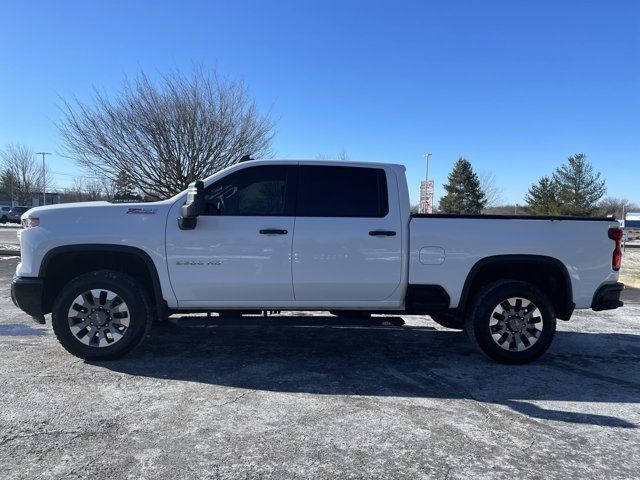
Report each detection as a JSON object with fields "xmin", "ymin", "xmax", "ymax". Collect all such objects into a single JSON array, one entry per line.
[{"xmin": 11, "ymin": 159, "xmax": 625, "ymax": 363}]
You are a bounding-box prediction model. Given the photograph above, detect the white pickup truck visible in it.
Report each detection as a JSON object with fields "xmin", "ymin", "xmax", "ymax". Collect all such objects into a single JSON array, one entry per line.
[{"xmin": 11, "ymin": 159, "xmax": 625, "ymax": 363}]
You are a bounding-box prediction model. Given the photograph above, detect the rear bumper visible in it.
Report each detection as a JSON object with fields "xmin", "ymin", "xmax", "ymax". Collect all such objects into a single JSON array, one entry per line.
[
  {"xmin": 11, "ymin": 275, "xmax": 45, "ymax": 324},
  {"xmin": 591, "ymin": 282, "xmax": 624, "ymax": 311}
]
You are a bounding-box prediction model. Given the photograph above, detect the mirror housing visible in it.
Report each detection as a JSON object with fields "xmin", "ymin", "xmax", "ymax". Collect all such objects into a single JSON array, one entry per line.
[{"xmin": 178, "ymin": 180, "xmax": 204, "ymax": 230}]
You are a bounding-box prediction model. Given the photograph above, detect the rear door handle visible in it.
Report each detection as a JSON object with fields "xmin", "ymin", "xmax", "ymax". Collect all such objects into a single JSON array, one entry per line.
[
  {"xmin": 369, "ymin": 230, "xmax": 396, "ymax": 236},
  {"xmin": 260, "ymin": 229, "xmax": 288, "ymax": 235}
]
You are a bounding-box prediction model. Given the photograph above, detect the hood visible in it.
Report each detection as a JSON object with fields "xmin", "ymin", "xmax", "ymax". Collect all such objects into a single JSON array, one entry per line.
[{"xmin": 22, "ymin": 200, "xmax": 175, "ymax": 223}]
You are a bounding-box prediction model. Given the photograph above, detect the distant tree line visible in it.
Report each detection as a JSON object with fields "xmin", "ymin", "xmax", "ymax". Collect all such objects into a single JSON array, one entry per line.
[
  {"xmin": 0, "ymin": 143, "xmax": 148, "ymax": 205},
  {"xmin": 0, "ymin": 144, "xmax": 51, "ymax": 205},
  {"xmin": 436, "ymin": 153, "xmax": 627, "ymax": 218}
]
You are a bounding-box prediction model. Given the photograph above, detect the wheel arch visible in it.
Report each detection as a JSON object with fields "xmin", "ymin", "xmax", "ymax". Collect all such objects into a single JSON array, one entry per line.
[
  {"xmin": 458, "ymin": 255, "xmax": 575, "ymax": 320},
  {"xmin": 39, "ymin": 244, "xmax": 166, "ymax": 317}
]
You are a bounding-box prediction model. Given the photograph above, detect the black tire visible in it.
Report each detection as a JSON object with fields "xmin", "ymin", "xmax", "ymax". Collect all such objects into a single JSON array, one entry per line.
[
  {"xmin": 330, "ymin": 310, "xmax": 372, "ymax": 319},
  {"xmin": 0, "ymin": 215, "xmax": 7, "ymax": 223},
  {"xmin": 465, "ymin": 280, "xmax": 556, "ymax": 364},
  {"xmin": 430, "ymin": 313, "xmax": 464, "ymax": 330},
  {"xmin": 51, "ymin": 270, "xmax": 153, "ymax": 360}
]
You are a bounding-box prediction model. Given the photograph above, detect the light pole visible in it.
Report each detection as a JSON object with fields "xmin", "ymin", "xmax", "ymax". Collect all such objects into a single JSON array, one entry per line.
[
  {"xmin": 35, "ymin": 152, "xmax": 51, "ymax": 206},
  {"xmin": 423, "ymin": 152, "xmax": 432, "ymax": 213}
]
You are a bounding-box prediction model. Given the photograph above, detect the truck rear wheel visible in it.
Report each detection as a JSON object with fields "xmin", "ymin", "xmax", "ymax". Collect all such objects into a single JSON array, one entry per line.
[
  {"xmin": 51, "ymin": 270, "xmax": 153, "ymax": 360},
  {"xmin": 465, "ymin": 280, "xmax": 556, "ymax": 364}
]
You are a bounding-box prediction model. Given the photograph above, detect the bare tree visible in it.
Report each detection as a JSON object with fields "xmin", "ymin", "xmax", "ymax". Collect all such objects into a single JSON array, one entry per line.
[
  {"xmin": 83, "ymin": 179, "xmax": 107, "ymax": 201},
  {"xmin": 58, "ymin": 67, "xmax": 275, "ymax": 200},
  {"xmin": 598, "ymin": 197, "xmax": 638, "ymax": 219},
  {"xmin": 0, "ymin": 144, "xmax": 51, "ymax": 205},
  {"xmin": 67, "ymin": 178, "xmax": 87, "ymax": 202},
  {"xmin": 315, "ymin": 149, "xmax": 350, "ymax": 161},
  {"xmin": 102, "ymin": 179, "xmax": 118, "ymax": 202},
  {"xmin": 63, "ymin": 177, "xmax": 108, "ymax": 203},
  {"xmin": 479, "ymin": 171, "xmax": 504, "ymax": 208}
]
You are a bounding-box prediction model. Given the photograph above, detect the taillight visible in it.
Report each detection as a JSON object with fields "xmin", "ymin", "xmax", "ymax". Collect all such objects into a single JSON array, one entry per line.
[{"xmin": 608, "ymin": 227, "xmax": 623, "ymax": 271}]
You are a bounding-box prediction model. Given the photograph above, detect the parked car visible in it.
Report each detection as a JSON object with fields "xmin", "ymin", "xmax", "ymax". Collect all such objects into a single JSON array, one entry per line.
[
  {"xmin": 0, "ymin": 205, "xmax": 11, "ymax": 223},
  {"xmin": 11, "ymin": 159, "xmax": 624, "ymax": 363},
  {"xmin": 8, "ymin": 206, "xmax": 30, "ymax": 223}
]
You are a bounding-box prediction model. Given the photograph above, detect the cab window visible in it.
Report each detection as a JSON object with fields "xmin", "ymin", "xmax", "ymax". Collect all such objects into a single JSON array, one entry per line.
[
  {"xmin": 203, "ymin": 165, "xmax": 295, "ymax": 216},
  {"xmin": 297, "ymin": 166, "xmax": 389, "ymax": 217}
]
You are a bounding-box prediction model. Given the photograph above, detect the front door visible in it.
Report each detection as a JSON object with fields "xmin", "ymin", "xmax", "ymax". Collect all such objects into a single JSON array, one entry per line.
[{"xmin": 166, "ymin": 164, "xmax": 297, "ymax": 305}]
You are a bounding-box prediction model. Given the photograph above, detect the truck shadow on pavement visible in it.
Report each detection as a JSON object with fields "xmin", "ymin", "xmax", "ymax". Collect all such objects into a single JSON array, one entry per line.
[{"xmin": 99, "ymin": 316, "xmax": 640, "ymax": 429}]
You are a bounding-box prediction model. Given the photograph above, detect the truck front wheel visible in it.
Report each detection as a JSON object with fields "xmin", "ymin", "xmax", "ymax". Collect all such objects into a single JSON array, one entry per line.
[
  {"xmin": 465, "ymin": 280, "xmax": 556, "ymax": 364},
  {"xmin": 51, "ymin": 270, "xmax": 153, "ymax": 360}
]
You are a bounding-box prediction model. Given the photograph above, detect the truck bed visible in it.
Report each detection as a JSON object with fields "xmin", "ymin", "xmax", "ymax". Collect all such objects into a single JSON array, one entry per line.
[
  {"xmin": 411, "ymin": 213, "xmax": 615, "ymax": 221},
  {"xmin": 408, "ymin": 214, "xmax": 619, "ymax": 309}
]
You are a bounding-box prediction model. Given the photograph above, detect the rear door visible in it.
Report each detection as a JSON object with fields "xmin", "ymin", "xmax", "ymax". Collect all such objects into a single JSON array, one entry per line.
[{"xmin": 292, "ymin": 165, "xmax": 403, "ymax": 301}]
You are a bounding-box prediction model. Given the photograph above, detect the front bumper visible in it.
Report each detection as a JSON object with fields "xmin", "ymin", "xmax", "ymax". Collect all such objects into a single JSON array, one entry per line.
[
  {"xmin": 11, "ymin": 275, "xmax": 45, "ymax": 324},
  {"xmin": 591, "ymin": 282, "xmax": 624, "ymax": 311}
]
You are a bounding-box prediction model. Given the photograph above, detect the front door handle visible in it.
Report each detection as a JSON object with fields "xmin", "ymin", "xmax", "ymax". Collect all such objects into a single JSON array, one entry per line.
[
  {"xmin": 369, "ymin": 230, "xmax": 396, "ymax": 236},
  {"xmin": 260, "ymin": 229, "xmax": 288, "ymax": 235}
]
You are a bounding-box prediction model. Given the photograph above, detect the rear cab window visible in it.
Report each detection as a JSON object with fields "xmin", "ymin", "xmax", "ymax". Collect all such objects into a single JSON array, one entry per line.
[{"xmin": 297, "ymin": 165, "xmax": 389, "ymax": 217}]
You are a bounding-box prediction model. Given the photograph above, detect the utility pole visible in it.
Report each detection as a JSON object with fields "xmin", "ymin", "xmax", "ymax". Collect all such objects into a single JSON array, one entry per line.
[
  {"xmin": 35, "ymin": 152, "xmax": 51, "ymax": 206},
  {"xmin": 423, "ymin": 152, "xmax": 432, "ymax": 214}
]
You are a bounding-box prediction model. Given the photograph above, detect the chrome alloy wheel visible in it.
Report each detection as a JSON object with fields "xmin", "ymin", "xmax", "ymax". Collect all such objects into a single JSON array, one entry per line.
[
  {"xmin": 489, "ymin": 297, "xmax": 543, "ymax": 352},
  {"xmin": 67, "ymin": 289, "xmax": 130, "ymax": 347}
]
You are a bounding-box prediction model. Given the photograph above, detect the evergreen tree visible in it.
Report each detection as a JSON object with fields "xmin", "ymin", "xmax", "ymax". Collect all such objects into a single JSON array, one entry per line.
[
  {"xmin": 113, "ymin": 170, "xmax": 137, "ymax": 199},
  {"xmin": 438, "ymin": 157, "xmax": 487, "ymax": 214},
  {"xmin": 553, "ymin": 153, "xmax": 606, "ymax": 216},
  {"xmin": 525, "ymin": 176, "xmax": 559, "ymax": 215},
  {"xmin": 0, "ymin": 169, "xmax": 16, "ymax": 194}
]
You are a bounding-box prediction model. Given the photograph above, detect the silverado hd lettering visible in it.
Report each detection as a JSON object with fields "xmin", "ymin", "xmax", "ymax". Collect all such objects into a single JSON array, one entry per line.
[{"xmin": 11, "ymin": 159, "xmax": 624, "ymax": 363}]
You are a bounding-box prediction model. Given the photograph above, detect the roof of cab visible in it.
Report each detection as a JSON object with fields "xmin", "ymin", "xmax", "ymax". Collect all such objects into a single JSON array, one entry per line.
[{"xmin": 239, "ymin": 158, "xmax": 406, "ymax": 171}]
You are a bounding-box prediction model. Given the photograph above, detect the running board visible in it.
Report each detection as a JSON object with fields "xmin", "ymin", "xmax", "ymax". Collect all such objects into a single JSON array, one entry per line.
[{"xmin": 170, "ymin": 315, "xmax": 405, "ymax": 328}]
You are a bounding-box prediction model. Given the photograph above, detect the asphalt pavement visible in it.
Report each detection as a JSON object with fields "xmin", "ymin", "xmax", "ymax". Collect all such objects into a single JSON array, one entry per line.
[
  {"xmin": 1, "ymin": 256, "xmax": 640, "ymax": 479},
  {"xmin": 0, "ymin": 227, "xmax": 20, "ymax": 247}
]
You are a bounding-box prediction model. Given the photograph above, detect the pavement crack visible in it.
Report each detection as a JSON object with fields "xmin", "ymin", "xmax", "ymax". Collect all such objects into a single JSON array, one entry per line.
[
  {"xmin": 0, "ymin": 429, "xmax": 84, "ymax": 447},
  {"xmin": 220, "ymin": 389, "xmax": 254, "ymax": 406}
]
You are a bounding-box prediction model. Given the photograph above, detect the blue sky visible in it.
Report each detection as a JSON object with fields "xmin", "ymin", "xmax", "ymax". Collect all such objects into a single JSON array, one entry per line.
[{"xmin": 1, "ymin": 0, "xmax": 638, "ymax": 205}]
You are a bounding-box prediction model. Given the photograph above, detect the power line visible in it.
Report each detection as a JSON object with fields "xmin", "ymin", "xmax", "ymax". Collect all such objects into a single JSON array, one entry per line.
[{"xmin": 50, "ymin": 170, "xmax": 102, "ymax": 179}]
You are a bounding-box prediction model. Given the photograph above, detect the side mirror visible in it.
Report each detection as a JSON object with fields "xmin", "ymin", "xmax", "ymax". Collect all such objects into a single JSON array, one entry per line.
[{"xmin": 178, "ymin": 180, "xmax": 204, "ymax": 230}]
